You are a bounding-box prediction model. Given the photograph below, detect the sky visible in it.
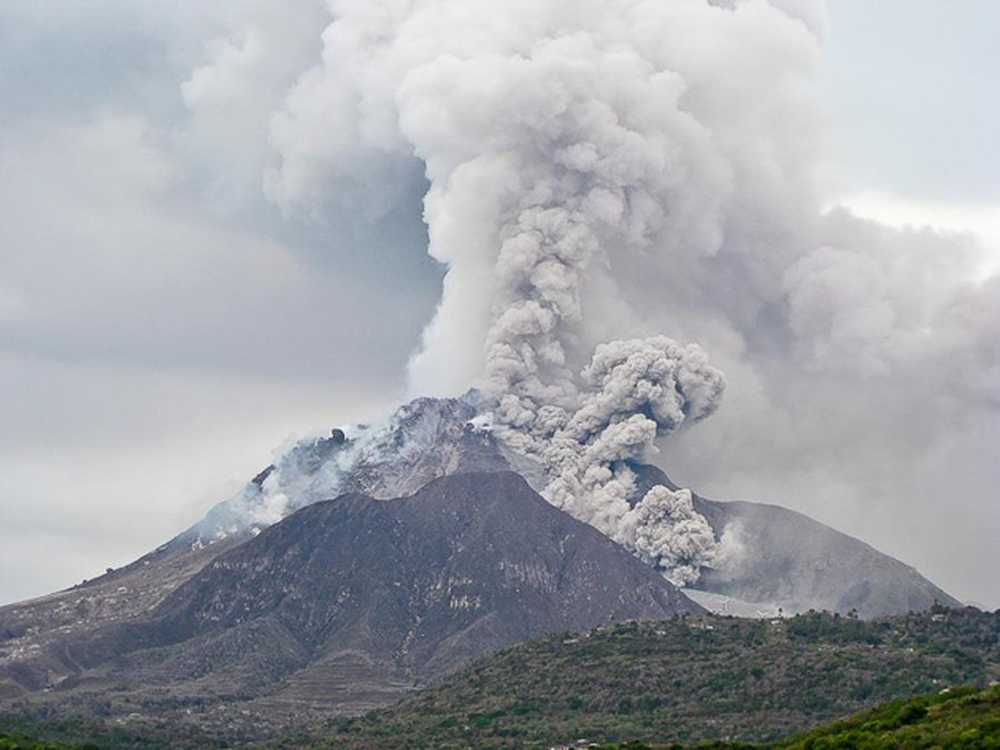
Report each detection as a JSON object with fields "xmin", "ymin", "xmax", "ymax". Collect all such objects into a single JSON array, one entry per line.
[{"xmin": 0, "ymin": 0, "xmax": 997, "ymax": 608}]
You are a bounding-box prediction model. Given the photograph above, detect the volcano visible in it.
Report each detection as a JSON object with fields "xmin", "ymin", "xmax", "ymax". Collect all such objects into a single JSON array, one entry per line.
[
  {"xmin": 178, "ymin": 392, "xmax": 959, "ymax": 618},
  {"xmin": 0, "ymin": 471, "xmax": 698, "ymax": 729},
  {"xmin": 0, "ymin": 394, "xmax": 960, "ymax": 731}
]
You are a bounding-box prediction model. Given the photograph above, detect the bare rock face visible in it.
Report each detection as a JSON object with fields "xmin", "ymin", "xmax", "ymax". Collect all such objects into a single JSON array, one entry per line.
[
  {"xmin": 630, "ymin": 463, "xmax": 962, "ymax": 618},
  {"xmin": 0, "ymin": 394, "xmax": 965, "ymax": 739},
  {"xmin": 0, "ymin": 472, "xmax": 699, "ymax": 721},
  {"xmin": 181, "ymin": 392, "xmax": 511, "ymax": 545},
  {"xmin": 173, "ymin": 393, "xmax": 960, "ymax": 623}
]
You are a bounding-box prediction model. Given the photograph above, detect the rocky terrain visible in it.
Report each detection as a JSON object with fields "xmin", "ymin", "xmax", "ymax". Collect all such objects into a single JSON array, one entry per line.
[
  {"xmin": 0, "ymin": 539, "xmax": 243, "ymax": 698},
  {"xmin": 189, "ymin": 394, "xmax": 963, "ymax": 618},
  {"xmin": 0, "ymin": 472, "xmax": 698, "ymax": 738},
  {"xmin": 0, "ymin": 394, "xmax": 963, "ymax": 745},
  {"xmin": 189, "ymin": 391, "xmax": 960, "ymax": 617},
  {"xmin": 632, "ymin": 463, "xmax": 960, "ymax": 618}
]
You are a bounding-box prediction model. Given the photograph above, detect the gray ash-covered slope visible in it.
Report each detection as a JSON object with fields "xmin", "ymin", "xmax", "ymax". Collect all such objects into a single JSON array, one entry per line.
[
  {"xmin": 180, "ymin": 392, "xmax": 960, "ymax": 620},
  {"xmin": 630, "ymin": 463, "xmax": 961, "ymax": 619},
  {"xmin": 179, "ymin": 392, "xmax": 509, "ymax": 549},
  {"xmin": 1, "ymin": 472, "xmax": 698, "ymax": 720},
  {"xmin": 0, "ymin": 537, "xmax": 243, "ymax": 700},
  {"xmin": 0, "ymin": 388, "xmax": 961, "ymax": 708}
]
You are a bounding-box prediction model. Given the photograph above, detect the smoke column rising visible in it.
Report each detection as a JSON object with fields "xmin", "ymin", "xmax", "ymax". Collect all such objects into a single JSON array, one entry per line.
[
  {"xmin": 257, "ymin": 0, "xmax": 998, "ymax": 591},
  {"xmin": 260, "ymin": 0, "xmax": 834, "ymax": 583}
]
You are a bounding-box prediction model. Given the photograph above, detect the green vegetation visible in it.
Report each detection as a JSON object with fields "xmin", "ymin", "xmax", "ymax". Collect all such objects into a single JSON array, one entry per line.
[
  {"xmin": 592, "ymin": 684, "xmax": 1000, "ymax": 749},
  {"xmin": 309, "ymin": 606, "xmax": 999, "ymax": 749},
  {"xmin": 0, "ymin": 716, "xmax": 230, "ymax": 750},
  {"xmin": 3, "ymin": 607, "xmax": 997, "ymax": 749},
  {"xmin": 7, "ymin": 684, "xmax": 998, "ymax": 749},
  {"xmin": 776, "ymin": 684, "xmax": 1000, "ymax": 750},
  {"xmin": 0, "ymin": 732, "xmax": 94, "ymax": 750}
]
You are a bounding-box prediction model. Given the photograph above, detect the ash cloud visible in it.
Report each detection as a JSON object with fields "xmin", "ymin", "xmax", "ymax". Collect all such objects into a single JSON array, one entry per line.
[
  {"xmin": 492, "ymin": 337, "xmax": 726, "ymax": 585},
  {"xmin": 261, "ymin": 0, "xmax": 787, "ymax": 582},
  {"xmin": 251, "ymin": 0, "xmax": 998, "ymax": 591},
  {"xmin": 3, "ymin": 0, "xmax": 998, "ymax": 604}
]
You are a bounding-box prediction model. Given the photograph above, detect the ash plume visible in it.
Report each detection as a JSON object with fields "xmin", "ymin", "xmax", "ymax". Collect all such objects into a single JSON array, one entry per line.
[
  {"xmin": 256, "ymin": 0, "xmax": 835, "ymax": 584},
  {"xmin": 493, "ymin": 337, "xmax": 725, "ymax": 585},
  {"xmin": 266, "ymin": 0, "xmax": 793, "ymax": 582},
  {"xmin": 215, "ymin": 0, "xmax": 996, "ymax": 591}
]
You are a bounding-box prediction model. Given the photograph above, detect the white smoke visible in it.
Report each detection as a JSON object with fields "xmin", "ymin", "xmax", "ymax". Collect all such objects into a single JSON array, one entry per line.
[
  {"xmin": 211, "ymin": 0, "xmax": 997, "ymax": 593},
  {"xmin": 265, "ymin": 0, "xmax": 824, "ymax": 392},
  {"xmin": 622, "ymin": 486, "xmax": 718, "ymax": 586},
  {"xmin": 259, "ymin": 0, "xmax": 827, "ymax": 584},
  {"xmin": 487, "ymin": 337, "xmax": 725, "ymax": 584}
]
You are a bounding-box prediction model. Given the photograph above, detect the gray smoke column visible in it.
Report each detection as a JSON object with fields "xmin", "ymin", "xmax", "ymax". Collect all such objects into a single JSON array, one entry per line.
[
  {"xmin": 495, "ymin": 337, "xmax": 726, "ymax": 584},
  {"xmin": 264, "ymin": 0, "xmax": 828, "ymax": 583}
]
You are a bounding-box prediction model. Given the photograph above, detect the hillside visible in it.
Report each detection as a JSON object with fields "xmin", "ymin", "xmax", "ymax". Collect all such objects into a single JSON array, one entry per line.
[
  {"xmin": 0, "ymin": 734, "xmax": 93, "ymax": 750},
  {"xmin": 3, "ymin": 607, "xmax": 995, "ymax": 749},
  {"xmin": 770, "ymin": 684, "xmax": 1000, "ymax": 750},
  {"xmin": 631, "ymin": 463, "xmax": 961, "ymax": 618},
  {"xmin": 1, "ymin": 472, "xmax": 697, "ymax": 743},
  {"xmin": 590, "ymin": 684, "xmax": 1000, "ymax": 749},
  {"xmin": 310, "ymin": 606, "xmax": 999, "ymax": 749},
  {"xmin": 6, "ymin": 684, "xmax": 998, "ymax": 750},
  {"xmin": 0, "ymin": 735, "xmax": 84, "ymax": 750}
]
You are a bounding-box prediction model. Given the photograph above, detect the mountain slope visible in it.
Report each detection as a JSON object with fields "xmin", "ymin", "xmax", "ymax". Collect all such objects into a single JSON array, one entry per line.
[
  {"xmin": 1, "ymin": 472, "xmax": 699, "ymax": 736},
  {"xmin": 179, "ymin": 394, "xmax": 961, "ymax": 619},
  {"xmin": 0, "ymin": 537, "xmax": 242, "ymax": 698},
  {"xmin": 319, "ymin": 606, "xmax": 1000, "ymax": 749},
  {"xmin": 769, "ymin": 684, "xmax": 1000, "ymax": 750},
  {"xmin": 631, "ymin": 463, "xmax": 962, "ymax": 618},
  {"xmin": 587, "ymin": 685, "xmax": 1000, "ymax": 750}
]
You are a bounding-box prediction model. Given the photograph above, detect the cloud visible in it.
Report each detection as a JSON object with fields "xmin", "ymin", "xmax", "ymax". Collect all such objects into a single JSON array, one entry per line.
[
  {"xmin": 0, "ymin": 349, "xmax": 395, "ymax": 603},
  {"xmin": 0, "ymin": 0, "xmax": 439, "ymax": 603},
  {"xmin": 255, "ymin": 0, "xmax": 998, "ymax": 602},
  {"xmin": 0, "ymin": 0, "xmax": 997, "ymax": 606}
]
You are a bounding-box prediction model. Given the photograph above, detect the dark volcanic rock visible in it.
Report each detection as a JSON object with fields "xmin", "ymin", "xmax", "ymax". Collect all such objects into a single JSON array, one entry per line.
[
  {"xmin": 0, "ymin": 536, "xmax": 243, "ymax": 695},
  {"xmin": 161, "ymin": 472, "xmax": 697, "ymax": 669},
  {"xmin": 176, "ymin": 394, "xmax": 961, "ymax": 620},
  {"xmin": 2, "ymin": 472, "xmax": 699, "ymax": 719}
]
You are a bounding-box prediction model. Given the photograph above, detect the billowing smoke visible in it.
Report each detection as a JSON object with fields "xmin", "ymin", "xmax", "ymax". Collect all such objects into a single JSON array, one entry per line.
[
  {"xmin": 492, "ymin": 337, "xmax": 725, "ymax": 585},
  {"xmin": 265, "ymin": 0, "xmax": 821, "ymax": 398},
  {"xmin": 5, "ymin": 0, "xmax": 999, "ymax": 604},
  {"xmin": 266, "ymin": 0, "xmax": 799, "ymax": 583},
  {"xmin": 214, "ymin": 0, "xmax": 997, "ymax": 594}
]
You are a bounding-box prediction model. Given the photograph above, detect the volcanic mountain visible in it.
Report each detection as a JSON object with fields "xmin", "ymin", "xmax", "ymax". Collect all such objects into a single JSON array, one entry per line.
[
  {"xmin": 0, "ymin": 472, "xmax": 698, "ymax": 727},
  {"xmin": 0, "ymin": 394, "xmax": 960, "ymax": 733},
  {"xmin": 183, "ymin": 392, "xmax": 961, "ymax": 618}
]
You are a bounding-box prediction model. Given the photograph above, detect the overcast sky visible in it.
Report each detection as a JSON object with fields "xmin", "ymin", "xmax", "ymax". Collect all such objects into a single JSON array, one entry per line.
[{"xmin": 1, "ymin": 0, "xmax": 997, "ymax": 608}]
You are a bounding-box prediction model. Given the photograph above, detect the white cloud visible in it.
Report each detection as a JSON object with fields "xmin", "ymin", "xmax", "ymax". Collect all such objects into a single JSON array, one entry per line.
[
  {"xmin": 1, "ymin": 0, "xmax": 997, "ymax": 608},
  {"xmin": 836, "ymin": 191, "xmax": 1000, "ymax": 281}
]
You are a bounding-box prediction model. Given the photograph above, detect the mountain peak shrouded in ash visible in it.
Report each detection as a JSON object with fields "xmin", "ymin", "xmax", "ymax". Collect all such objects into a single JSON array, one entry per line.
[
  {"xmin": 187, "ymin": 385, "xmax": 727, "ymax": 587},
  {"xmin": 236, "ymin": 0, "xmax": 998, "ymax": 599},
  {"xmin": 241, "ymin": 0, "xmax": 818, "ymax": 587},
  {"xmin": 0, "ymin": 472, "xmax": 702, "ymax": 722},
  {"xmin": 150, "ymin": 0, "xmax": 983, "ymax": 616}
]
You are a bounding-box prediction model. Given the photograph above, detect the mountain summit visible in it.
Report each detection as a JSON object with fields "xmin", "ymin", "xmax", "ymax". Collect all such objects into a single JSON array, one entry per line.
[
  {"xmin": 0, "ymin": 393, "xmax": 962, "ymax": 735},
  {"xmin": 182, "ymin": 393, "xmax": 960, "ymax": 618},
  {"xmin": 1, "ymin": 472, "xmax": 698, "ymax": 725}
]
